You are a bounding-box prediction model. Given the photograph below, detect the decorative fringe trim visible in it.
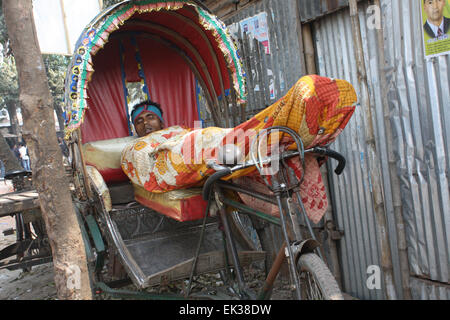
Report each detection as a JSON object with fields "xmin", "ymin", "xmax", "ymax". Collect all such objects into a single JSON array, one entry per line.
[{"xmin": 66, "ymin": 1, "xmax": 248, "ymax": 138}]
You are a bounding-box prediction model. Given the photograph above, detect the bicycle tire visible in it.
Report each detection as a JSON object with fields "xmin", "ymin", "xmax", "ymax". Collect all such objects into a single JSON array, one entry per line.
[{"xmin": 297, "ymin": 253, "xmax": 343, "ymax": 300}]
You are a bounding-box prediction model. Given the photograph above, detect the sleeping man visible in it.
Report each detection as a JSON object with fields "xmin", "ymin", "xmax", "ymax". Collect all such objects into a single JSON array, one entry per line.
[
  {"xmin": 130, "ymin": 101, "xmax": 165, "ymax": 137},
  {"xmin": 122, "ymin": 75, "xmax": 358, "ymax": 223}
]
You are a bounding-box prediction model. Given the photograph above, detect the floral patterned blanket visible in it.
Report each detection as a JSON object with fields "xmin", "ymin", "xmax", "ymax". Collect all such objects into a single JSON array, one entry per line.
[{"xmin": 121, "ymin": 75, "xmax": 357, "ymax": 223}]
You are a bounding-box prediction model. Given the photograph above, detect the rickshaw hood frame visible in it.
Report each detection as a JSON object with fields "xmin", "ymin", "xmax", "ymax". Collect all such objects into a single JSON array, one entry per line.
[{"xmin": 63, "ymin": 0, "xmax": 247, "ymax": 139}]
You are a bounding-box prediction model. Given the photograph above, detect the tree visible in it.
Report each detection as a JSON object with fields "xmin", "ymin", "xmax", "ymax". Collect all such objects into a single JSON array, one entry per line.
[
  {"xmin": 43, "ymin": 54, "xmax": 71, "ymax": 132},
  {"xmin": 2, "ymin": 0, "xmax": 92, "ymax": 300},
  {"xmin": 0, "ymin": 55, "xmax": 20, "ymax": 136}
]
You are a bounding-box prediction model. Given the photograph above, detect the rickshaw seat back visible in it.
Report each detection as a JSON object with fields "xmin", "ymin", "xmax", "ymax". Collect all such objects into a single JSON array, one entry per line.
[
  {"xmin": 83, "ymin": 136, "xmax": 137, "ymax": 184},
  {"xmin": 84, "ymin": 136, "xmax": 208, "ymax": 221}
]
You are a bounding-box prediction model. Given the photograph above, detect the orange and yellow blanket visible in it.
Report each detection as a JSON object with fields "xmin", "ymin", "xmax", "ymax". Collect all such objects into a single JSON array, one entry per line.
[{"xmin": 121, "ymin": 75, "xmax": 357, "ymax": 223}]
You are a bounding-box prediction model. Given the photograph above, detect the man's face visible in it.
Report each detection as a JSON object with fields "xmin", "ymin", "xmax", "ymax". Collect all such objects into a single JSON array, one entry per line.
[
  {"xmin": 424, "ymin": 0, "xmax": 446, "ymax": 25},
  {"xmin": 134, "ymin": 112, "xmax": 163, "ymax": 137}
]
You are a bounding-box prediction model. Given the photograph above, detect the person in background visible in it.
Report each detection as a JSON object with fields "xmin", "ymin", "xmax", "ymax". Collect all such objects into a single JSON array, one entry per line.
[
  {"xmin": 58, "ymin": 137, "xmax": 71, "ymax": 165},
  {"xmin": 18, "ymin": 143, "xmax": 31, "ymax": 171},
  {"xmin": 12, "ymin": 144, "xmax": 21, "ymax": 163},
  {"xmin": 0, "ymin": 159, "xmax": 5, "ymax": 181}
]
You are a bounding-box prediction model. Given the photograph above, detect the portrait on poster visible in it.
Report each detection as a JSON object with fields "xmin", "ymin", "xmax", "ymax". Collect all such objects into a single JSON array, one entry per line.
[{"xmin": 421, "ymin": 0, "xmax": 450, "ymax": 58}]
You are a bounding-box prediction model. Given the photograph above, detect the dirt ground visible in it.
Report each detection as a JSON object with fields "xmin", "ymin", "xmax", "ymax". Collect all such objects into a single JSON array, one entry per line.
[
  {"xmin": 0, "ymin": 180, "xmax": 54, "ymax": 299},
  {"xmin": 1, "ymin": 213, "xmax": 290, "ymax": 301},
  {"xmin": 0, "ymin": 261, "xmax": 57, "ymax": 300},
  {"xmin": 0, "ymin": 180, "xmax": 57, "ymax": 300},
  {"xmin": 0, "ymin": 179, "xmax": 296, "ymax": 301}
]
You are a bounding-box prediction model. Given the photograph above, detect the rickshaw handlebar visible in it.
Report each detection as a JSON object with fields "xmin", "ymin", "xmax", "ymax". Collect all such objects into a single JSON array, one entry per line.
[
  {"xmin": 309, "ymin": 147, "xmax": 346, "ymax": 175},
  {"xmin": 202, "ymin": 147, "xmax": 346, "ymax": 200}
]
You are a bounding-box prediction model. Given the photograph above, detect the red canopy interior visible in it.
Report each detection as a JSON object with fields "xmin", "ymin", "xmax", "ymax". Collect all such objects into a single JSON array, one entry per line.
[
  {"xmin": 80, "ymin": 6, "xmax": 234, "ymax": 143},
  {"xmin": 81, "ymin": 35, "xmax": 199, "ymax": 143}
]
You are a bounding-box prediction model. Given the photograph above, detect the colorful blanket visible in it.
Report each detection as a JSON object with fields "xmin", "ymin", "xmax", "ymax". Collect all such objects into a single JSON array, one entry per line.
[{"xmin": 121, "ymin": 75, "xmax": 357, "ymax": 223}]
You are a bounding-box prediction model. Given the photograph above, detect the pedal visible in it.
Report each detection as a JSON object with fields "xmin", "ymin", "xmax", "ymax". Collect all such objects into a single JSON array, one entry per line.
[{"xmin": 2, "ymin": 228, "xmax": 15, "ymax": 236}]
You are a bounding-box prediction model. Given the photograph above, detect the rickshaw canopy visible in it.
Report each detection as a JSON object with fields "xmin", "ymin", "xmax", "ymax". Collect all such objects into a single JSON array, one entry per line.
[{"xmin": 63, "ymin": 0, "xmax": 247, "ymax": 143}]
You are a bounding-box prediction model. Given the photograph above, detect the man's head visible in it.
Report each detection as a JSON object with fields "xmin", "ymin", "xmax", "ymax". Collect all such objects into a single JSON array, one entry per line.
[
  {"xmin": 131, "ymin": 100, "xmax": 164, "ymax": 137},
  {"xmin": 424, "ymin": 0, "xmax": 446, "ymax": 26}
]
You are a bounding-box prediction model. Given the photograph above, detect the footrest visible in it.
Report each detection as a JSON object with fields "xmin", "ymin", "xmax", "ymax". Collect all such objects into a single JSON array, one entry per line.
[{"xmin": 143, "ymin": 251, "xmax": 266, "ymax": 288}]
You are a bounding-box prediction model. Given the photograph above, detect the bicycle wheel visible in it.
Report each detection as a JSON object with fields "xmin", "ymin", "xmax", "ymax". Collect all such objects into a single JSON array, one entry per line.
[
  {"xmin": 230, "ymin": 211, "xmax": 262, "ymax": 251},
  {"xmin": 297, "ymin": 253, "xmax": 343, "ymax": 300}
]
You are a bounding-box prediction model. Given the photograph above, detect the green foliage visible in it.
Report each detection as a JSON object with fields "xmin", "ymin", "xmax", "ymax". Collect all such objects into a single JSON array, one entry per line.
[
  {"xmin": 0, "ymin": 55, "xmax": 19, "ymax": 111},
  {"xmin": 0, "ymin": 53, "xmax": 70, "ymax": 117},
  {"xmin": 0, "ymin": 0, "xmax": 11, "ymax": 58},
  {"xmin": 43, "ymin": 54, "xmax": 71, "ymax": 108},
  {"xmin": 0, "ymin": 2, "xmax": 69, "ymax": 132},
  {"xmin": 0, "ymin": 0, "xmax": 126, "ymax": 117}
]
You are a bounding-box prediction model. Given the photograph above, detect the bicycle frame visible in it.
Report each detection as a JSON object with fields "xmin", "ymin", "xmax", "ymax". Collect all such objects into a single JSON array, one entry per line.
[
  {"xmin": 202, "ymin": 163, "xmax": 321, "ymax": 300},
  {"xmin": 187, "ymin": 124, "xmax": 348, "ymax": 300}
]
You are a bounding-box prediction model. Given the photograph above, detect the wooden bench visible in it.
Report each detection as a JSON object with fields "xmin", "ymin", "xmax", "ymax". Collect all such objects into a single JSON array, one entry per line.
[{"xmin": 0, "ymin": 190, "xmax": 40, "ymax": 217}]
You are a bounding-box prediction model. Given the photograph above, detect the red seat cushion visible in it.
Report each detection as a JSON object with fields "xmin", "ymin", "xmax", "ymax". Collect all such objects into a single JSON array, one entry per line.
[{"xmin": 133, "ymin": 184, "xmax": 208, "ymax": 222}]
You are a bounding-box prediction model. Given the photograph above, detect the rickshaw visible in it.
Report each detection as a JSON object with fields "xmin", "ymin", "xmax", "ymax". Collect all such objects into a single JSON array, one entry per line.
[{"xmin": 63, "ymin": 0, "xmax": 354, "ymax": 300}]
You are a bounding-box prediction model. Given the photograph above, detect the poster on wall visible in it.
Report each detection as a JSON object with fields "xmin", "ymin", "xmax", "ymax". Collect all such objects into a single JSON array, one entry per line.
[
  {"xmin": 421, "ymin": 0, "xmax": 450, "ymax": 58},
  {"xmin": 239, "ymin": 12, "xmax": 271, "ymax": 54}
]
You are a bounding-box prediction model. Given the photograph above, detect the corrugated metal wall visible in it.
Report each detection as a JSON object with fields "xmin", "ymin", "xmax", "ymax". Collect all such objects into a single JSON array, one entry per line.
[
  {"xmin": 299, "ymin": 0, "xmax": 352, "ymax": 22},
  {"xmin": 381, "ymin": 0, "xmax": 449, "ymax": 300},
  {"xmin": 201, "ymin": 0, "xmax": 306, "ymax": 127},
  {"xmin": 313, "ymin": 2, "xmax": 395, "ymax": 300},
  {"xmin": 205, "ymin": 0, "xmax": 449, "ymax": 299},
  {"xmin": 312, "ymin": 0, "xmax": 449, "ymax": 300}
]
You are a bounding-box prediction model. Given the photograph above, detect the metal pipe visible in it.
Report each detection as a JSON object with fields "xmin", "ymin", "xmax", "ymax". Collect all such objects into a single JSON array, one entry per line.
[
  {"xmin": 221, "ymin": 198, "xmax": 281, "ymax": 227},
  {"xmin": 293, "ymin": 191, "xmax": 324, "ymax": 262},
  {"xmin": 282, "ymin": 163, "xmax": 326, "ymax": 261},
  {"xmin": 186, "ymin": 198, "xmax": 212, "ymax": 297},
  {"xmin": 274, "ymin": 193, "xmax": 301, "ymax": 300},
  {"xmin": 373, "ymin": 0, "xmax": 411, "ymax": 300},
  {"xmin": 217, "ymin": 205, "xmax": 247, "ymax": 297},
  {"xmin": 75, "ymin": 129, "xmax": 93, "ymax": 200},
  {"xmin": 286, "ymin": 197, "xmax": 303, "ymax": 242},
  {"xmin": 271, "ymin": 176, "xmax": 302, "ymax": 299},
  {"xmin": 348, "ymin": 0, "xmax": 396, "ymax": 300},
  {"xmin": 322, "ymin": 164, "xmax": 343, "ymax": 288},
  {"xmin": 258, "ymin": 243, "xmax": 286, "ymax": 300},
  {"xmin": 217, "ymin": 181, "xmax": 278, "ymax": 205}
]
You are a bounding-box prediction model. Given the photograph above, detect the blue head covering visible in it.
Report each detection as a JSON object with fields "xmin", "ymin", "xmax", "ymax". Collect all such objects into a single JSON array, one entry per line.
[{"xmin": 131, "ymin": 104, "xmax": 164, "ymax": 125}]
